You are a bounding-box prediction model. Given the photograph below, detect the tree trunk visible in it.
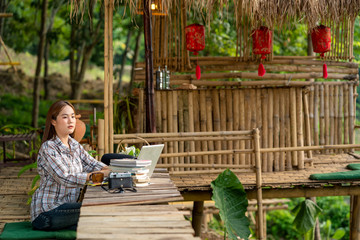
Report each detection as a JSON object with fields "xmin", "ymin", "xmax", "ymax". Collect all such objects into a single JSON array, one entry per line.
[
  {"xmin": 32, "ymin": 0, "xmax": 47, "ymax": 128},
  {"xmin": 118, "ymin": 28, "xmax": 133, "ymax": 94},
  {"xmin": 69, "ymin": 0, "xmax": 103, "ymax": 100},
  {"xmin": 128, "ymin": 26, "xmax": 142, "ymax": 95},
  {"xmin": 43, "ymin": 40, "xmax": 49, "ymax": 99}
]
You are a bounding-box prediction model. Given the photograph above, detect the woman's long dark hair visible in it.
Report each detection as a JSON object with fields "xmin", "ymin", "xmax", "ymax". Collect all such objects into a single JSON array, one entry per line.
[{"xmin": 42, "ymin": 100, "xmax": 76, "ymax": 144}]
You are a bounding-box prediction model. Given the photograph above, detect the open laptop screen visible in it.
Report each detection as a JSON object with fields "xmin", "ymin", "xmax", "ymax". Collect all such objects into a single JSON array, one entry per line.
[{"xmin": 137, "ymin": 144, "xmax": 164, "ymax": 177}]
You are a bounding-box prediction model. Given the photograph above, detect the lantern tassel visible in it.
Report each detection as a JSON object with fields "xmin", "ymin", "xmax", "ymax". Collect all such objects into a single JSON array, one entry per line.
[
  {"xmin": 258, "ymin": 63, "xmax": 266, "ymax": 77},
  {"xmin": 196, "ymin": 65, "xmax": 201, "ymax": 80},
  {"xmin": 323, "ymin": 63, "xmax": 328, "ymax": 79}
]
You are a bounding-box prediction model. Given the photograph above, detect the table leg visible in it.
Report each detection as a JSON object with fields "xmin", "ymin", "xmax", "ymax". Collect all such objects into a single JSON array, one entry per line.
[{"xmin": 192, "ymin": 200, "xmax": 204, "ymax": 237}]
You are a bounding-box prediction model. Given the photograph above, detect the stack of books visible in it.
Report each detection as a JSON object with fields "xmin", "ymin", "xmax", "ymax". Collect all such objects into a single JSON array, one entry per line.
[{"xmin": 109, "ymin": 159, "xmax": 152, "ymax": 186}]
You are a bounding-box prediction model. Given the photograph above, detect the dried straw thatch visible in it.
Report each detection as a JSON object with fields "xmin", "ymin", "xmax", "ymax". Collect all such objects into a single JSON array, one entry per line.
[{"xmin": 71, "ymin": 0, "xmax": 360, "ymax": 29}]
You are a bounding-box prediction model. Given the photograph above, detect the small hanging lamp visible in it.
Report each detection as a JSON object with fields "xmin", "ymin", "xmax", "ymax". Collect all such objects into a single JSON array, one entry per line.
[
  {"xmin": 311, "ymin": 25, "xmax": 331, "ymax": 79},
  {"xmin": 252, "ymin": 26, "xmax": 273, "ymax": 77},
  {"xmin": 185, "ymin": 23, "xmax": 205, "ymax": 80}
]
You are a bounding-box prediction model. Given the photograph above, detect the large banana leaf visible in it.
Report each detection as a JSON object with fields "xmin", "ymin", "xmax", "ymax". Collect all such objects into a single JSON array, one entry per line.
[{"xmin": 211, "ymin": 169, "xmax": 250, "ymax": 240}]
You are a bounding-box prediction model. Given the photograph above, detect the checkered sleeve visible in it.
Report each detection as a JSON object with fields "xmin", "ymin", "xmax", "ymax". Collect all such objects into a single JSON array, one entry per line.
[
  {"xmin": 77, "ymin": 143, "xmax": 106, "ymax": 172},
  {"xmin": 38, "ymin": 142, "xmax": 87, "ymax": 187}
]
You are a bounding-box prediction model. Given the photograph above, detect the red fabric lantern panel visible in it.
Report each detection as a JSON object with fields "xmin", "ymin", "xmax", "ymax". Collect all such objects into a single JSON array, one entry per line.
[
  {"xmin": 252, "ymin": 26, "xmax": 273, "ymax": 77},
  {"xmin": 311, "ymin": 25, "xmax": 331, "ymax": 79},
  {"xmin": 185, "ymin": 24, "xmax": 205, "ymax": 80}
]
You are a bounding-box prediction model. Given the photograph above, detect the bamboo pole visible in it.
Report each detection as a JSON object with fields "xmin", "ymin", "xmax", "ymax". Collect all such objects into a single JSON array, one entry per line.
[
  {"xmin": 108, "ymin": 1, "xmax": 114, "ymax": 153},
  {"xmin": 290, "ymin": 88, "xmax": 298, "ymax": 167},
  {"xmin": 178, "ymin": 92, "xmax": 184, "ymax": 171},
  {"xmin": 226, "ymin": 89, "xmax": 234, "ymax": 165},
  {"xmin": 250, "ymin": 89, "xmax": 257, "ymax": 166},
  {"xmin": 97, "ymin": 119, "xmax": 105, "ymax": 160},
  {"xmin": 114, "ymin": 136, "xmax": 254, "ymax": 144},
  {"xmin": 279, "ymin": 89, "xmax": 286, "ymax": 171},
  {"xmin": 206, "ymin": 90, "xmax": 214, "ymax": 166},
  {"xmin": 285, "ymin": 89, "xmax": 292, "ymax": 170},
  {"xmin": 220, "ymin": 89, "xmax": 227, "ymax": 163},
  {"xmin": 104, "ymin": 0, "xmax": 109, "ymax": 154},
  {"xmin": 303, "ymin": 89, "xmax": 312, "ymax": 159},
  {"xmin": 338, "ymin": 84, "xmax": 344, "ymax": 150},
  {"xmin": 319, "ymin": 85, "xmax": 325, "ymax": 151},
  {"xmin": 212, "ymin": 89, "xmax": 221, "ymax": 165},
  {"xmin": 172, "ymin": 90, "xmax": 179, "ymax": 170},
  {"xmin": 139, "ymin": 89, "xmax": 145, "ymax": 133},
  {"xmin": 239, "ymin": 90, "xmax": 246, "ymax": 165},
  {"xmin": 188, "ymin": 90, "xmax": 195, "ymax": 167},
  {"xmin": 309, "ymin": 86, "xmax": 314, "ymax": 147},
  {"xmin": 330, "ymin": 86, "xmax": 335, "ymax": 148},
  {"xmin": 155, "ymin": 91, "xmax": 161, "ymax": 132},
  {"xmin": 260, "ymin": 144, "xmax": 360, "ymax": 153},
  {"xmin": 199, "ymin": 90, "xmax": 209, "ymax": 166},
  {"xmin": 314, "ymin": 85, "xmax": 319, "ymax": 149},
  {"xmin": 256, "ymin": 89, "xmax": 262, "ymax": 167},
  {"xmin": 262, "ymin": 89, "xmax": 269, "ymax": 172},
  {"xmin": 296, "ymin": 88, "xmax": 304, "ymax": 169},
  {"xmin": 253, "ymin": 128, "xmax": 264, "ymax": 240},
  {"xmin": 324, "ymin": 85, "xmax": 330, "ymax": 153},
  {"xmin": 344, "ymin": 83, "xmax": 349, "ymax": 145},
  {"xmin": 158, "ymin": 163, "xmax": 252, "ymax": 169},
  {"xmin": 268, "ymin": 88, "xmax": 274, "ymax": 172},
  {"xmin": 233, "ymin": 90, "xmax": 240, "ymax": 165},
  {"xmin": 167, "ymin": 91, "xmax": 174, "ymax": 167},
  {"xmin": 193, "ymin": 91, "xmax": 201, "ymax": 166},
  {"xmin": 245, "ymin": 90, "xmax": 251, "ymax": 165},
  {"xmin": 334, "ymin": 86, "xmax": 339, "ymax": 152},
  {"xmin": 349, "ymin": 84, "xmax": 355, "ymax": 148},
  {"xmin": 161, "ymin": 91, "xmax": 167, "ymax": 163}
]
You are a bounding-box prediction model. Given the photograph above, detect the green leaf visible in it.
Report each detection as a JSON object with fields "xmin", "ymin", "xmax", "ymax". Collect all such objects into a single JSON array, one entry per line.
[
  {"xmin": 18, "ymin": 162, "xmax": 37, "ymax": 177},
  {"xmin": 332, "ymin": 228, "xmax": 346, "ymax": 240},
  {"xmin": 31, "ymin": 174, "xmax": 40, "ymax": 189},
  {"xmin": 211, "ymin": 169, "xmax": 250, "ymax": 240},
  {"xmin": 292, "ymin": 199, "xmax": 322, "ymax": 234}
]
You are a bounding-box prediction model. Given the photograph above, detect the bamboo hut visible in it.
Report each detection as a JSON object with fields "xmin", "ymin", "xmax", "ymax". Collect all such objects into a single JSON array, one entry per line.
[{"xmin": 71, "ymin": 0, "xmax": 360, "ymax": 239}]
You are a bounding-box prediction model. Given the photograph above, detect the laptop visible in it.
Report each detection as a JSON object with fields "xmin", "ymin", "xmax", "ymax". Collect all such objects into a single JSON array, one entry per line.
[{"xmin": 136, "ymin": 144, "xmax": 164, "ymax": 178}]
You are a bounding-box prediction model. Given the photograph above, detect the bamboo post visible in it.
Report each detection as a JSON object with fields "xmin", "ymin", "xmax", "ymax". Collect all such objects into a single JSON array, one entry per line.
[
  {"xmin": 245, "ymin": 90, "xmax": 251, "ymax": 165},
  {"xmin": 139, "ymin": 89, "xmax": 145, "ymax": 133},
  {"xmin": 178, "ymin": 92, "xmax": 184, "ymax": 171},
  {"xmin": 200, "ymin": 90, "xmax": 209, "ymax": 166},
  {"xmin": 261, "ymin": 89, "xmax": 268, "ymax": 172},
  {"xmin": 97, "ymin": 119, "xmax": 105, "ymax": 160},
  {"xmin": 220, "ymin": 89, "xmax": 227, "ymax": 163},
  {"xmin": 338, "ymin": 85, "xmax": 344, "ymax": 149},
  {"xmin": 188, "ymin": 90, "xmax": 195, "ymax": 168},
  {"xmin": 167, "ymin": 92, "xmax": 174, "ymax": 163},
  {"xmin": 296, "ymin": 88, "xmax": 304, "ymax": 169},
  {"xmin": 212, "ymin": 89, "xmax": 222, "ymax": 165},
  {"xmin": 108, "ymin": 1, "xmax": 114, "ymax": 153},
  {"xmin": 155, "ymin": 91, "xmax": 162, "ymax": 132},
  {"xmin": 273, "ymin": 89, "xmax": 280, "ymax": 171},
  {"xmin": 193, "ymin": 91, "xmax": 201, "ymax": 166},
  {"xmin": 303, "ymin": 89, "xmax": 312, "ymax": 159},
  {"xmin": 161, "ymin": 91, "xmax": 167, "ymax": 163},
  {"xmin": 344, "ymin": 83, "xmax": 349, "ymax": 145},
  {"xmin": 314, "ymin": 85, "xmax": 319, "ymax": 149},
  {"xmin": 330, "ymin": 85, "xmax": 335, "ymax": 147},
  {"xmin": 285, "ymin": 89, "xmax": 292, "ymax": 170},
  {"xmin": 350, "ymin": 195, "xmax": 360, "ymax": 240},
  {"xmin": 279, "ymin": 89, "xmax": 286, "ymax": 171},
  {"xmin": 172, "ymin": 91, "xmax": 179, "ymax": 170},
  {"xmin": 349, "ymin": 84, "xmax": 355, "ymax": 150},
  {"xmin": 334, "ymin": 86, "xmax": 339, "ymax": 153},
  {"xmin": 324, "ymin": 85, "xmax": 330, "ymax": 153},
  {"xmin": 226, "ymin": 89, "xmax": 234, "ymax": 165},
  {"xmin": 319, "ymin": 85, "xmax": 325, "ymax": 151},
  {"xmin": 206, "ymin": 90, "xmax": 215, "ymax": 166},
  {"xmin": 253, "ymin": 128, "xmax": 264, "ymax": 240},
  {"xmin": 268, "ymin": 88, "xmax": 274, "ymax": 172},
  {"xmin": 239, "ymin": 90, "xmax": 246, "ymax": 165},
  {"xmin": 250, "ymin": 89, "xmax": 257, "ymax": 166},
  {"xmin": 309, "ymin": 86, "xmax": 314, "ymax": 147},
  {"xmin": 290, "ymin": 88, "xmax": 298, "ymax": 167},
  {"xmin": 256, "ymin": 90, "xmax": 262, "ymax": 167},
  {"xmin": 233, "ymin": 89, "xmax": 240, "ymax": 165},
  {"xmin": 104, "ymin": 0, "xmax": 109, "ymax": 154}
]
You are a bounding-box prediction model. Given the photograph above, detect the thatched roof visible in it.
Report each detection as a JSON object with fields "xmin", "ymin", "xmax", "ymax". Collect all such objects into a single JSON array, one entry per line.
[{"xmin": 71, "ymin": 0, "xmax": 360, "ymax": 29}]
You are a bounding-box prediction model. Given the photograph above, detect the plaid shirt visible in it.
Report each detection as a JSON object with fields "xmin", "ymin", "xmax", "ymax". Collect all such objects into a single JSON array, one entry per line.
[{"xmin": 31, "ymin": 135, "xmax": 106, "ymax": 221}]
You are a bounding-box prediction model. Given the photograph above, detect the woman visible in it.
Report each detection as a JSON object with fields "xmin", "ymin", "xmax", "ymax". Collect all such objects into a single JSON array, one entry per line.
[{"xmin": 31, "ymin": 100, "xmax": 110, "ymax": 230}]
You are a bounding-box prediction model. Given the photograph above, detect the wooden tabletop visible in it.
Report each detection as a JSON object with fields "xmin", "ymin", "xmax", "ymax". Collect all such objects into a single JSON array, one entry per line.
[
  {"xmin": 78, "ymin": 171, "xmax": 200, "ymax": 239},
  {"xmin": 77, "ymin": 205, "xmax": 200, "ymax": 240},
  {"xmin": 82, "ymin": 172, "xmax": 183, "ymax": 206}
]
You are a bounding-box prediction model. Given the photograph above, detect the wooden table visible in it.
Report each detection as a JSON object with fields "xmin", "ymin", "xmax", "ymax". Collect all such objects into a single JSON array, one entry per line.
[{"xmin": 77, "ymin": 171, "xmax": 199, "ymax": 239}]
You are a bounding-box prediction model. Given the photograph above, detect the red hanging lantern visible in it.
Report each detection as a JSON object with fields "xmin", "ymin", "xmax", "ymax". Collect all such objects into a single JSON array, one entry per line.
[
  {"xmin": 311, "ymin": 25, "xmax": 331, "ymax": 79},
  {"xmin": 185, "ymin": 23, "xmax": 205, "ymax": 80},
  {"xmin": 252, "ymin": 26, "xmax": 273, "ymax": 77}
]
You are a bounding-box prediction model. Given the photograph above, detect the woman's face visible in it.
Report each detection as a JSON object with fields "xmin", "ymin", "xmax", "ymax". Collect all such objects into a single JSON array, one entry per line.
[{"xmin": 51, "ymin": 105, "xmax": 76, "ymax": 137}]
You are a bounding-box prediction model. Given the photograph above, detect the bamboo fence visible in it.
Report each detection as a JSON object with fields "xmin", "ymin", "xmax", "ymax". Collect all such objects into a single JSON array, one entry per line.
[{"xmin": 132, "ymin": 82, "xmax": 357, "ymax": 172}]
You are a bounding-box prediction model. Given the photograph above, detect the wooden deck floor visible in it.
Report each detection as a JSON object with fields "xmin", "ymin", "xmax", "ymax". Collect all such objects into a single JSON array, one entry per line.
[
  {"xmin": 172, "ymin": 153, "xmax": 360, "ymax": 199},
  {"xmin": 0, "ymin": 166, "xmax": 37, "ymax": 233}
]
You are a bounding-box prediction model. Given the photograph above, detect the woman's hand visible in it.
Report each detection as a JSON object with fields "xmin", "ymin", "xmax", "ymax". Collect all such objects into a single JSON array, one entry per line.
[{"xmin": 100, "ymin": 167, "xmax": 111, "ymax": 178}]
